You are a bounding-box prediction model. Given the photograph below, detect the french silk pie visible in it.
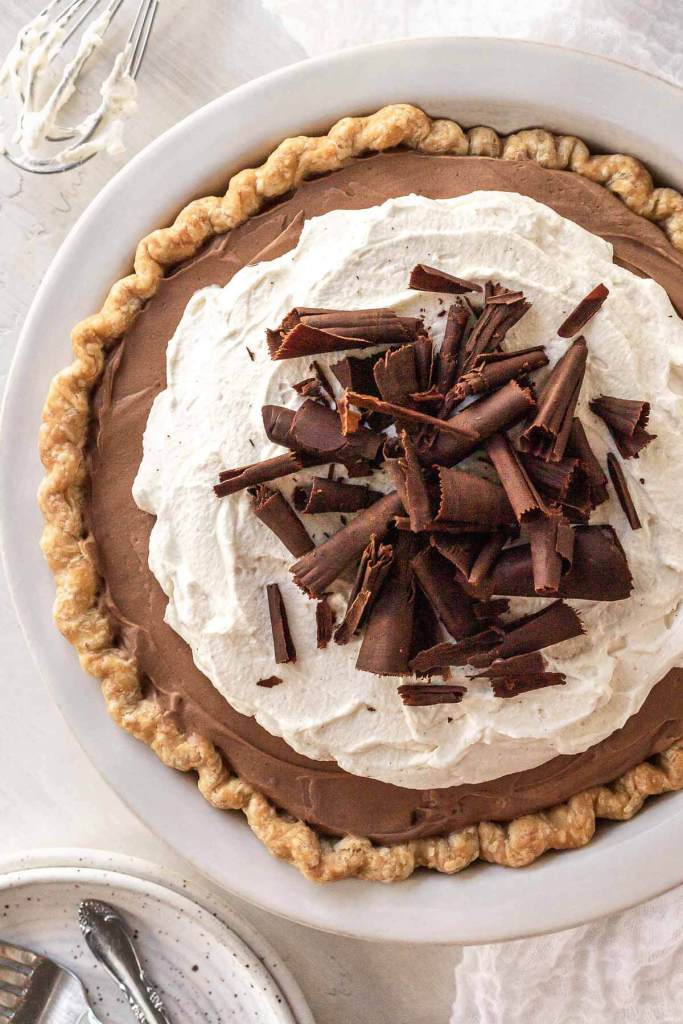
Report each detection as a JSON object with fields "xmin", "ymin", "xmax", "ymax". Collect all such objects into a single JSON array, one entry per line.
[{"xmin": 40, "ymin": 105, "xmax": 683, "ymax": 882}]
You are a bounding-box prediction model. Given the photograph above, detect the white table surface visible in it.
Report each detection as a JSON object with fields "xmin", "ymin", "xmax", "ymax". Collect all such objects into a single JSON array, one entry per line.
[{"xmin": 0, "ymin": 3, "xmax": 461, "ymax": 1022}]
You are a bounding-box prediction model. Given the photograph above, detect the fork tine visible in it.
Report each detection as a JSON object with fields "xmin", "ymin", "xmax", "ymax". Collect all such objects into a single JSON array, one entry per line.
[
  {"xmin": 0, "ymin": 963, "xmax": 29, "ymax": 989},
  {"xmin": 0, "ymin": 943, "xmax": 37, "ymax": 968}
]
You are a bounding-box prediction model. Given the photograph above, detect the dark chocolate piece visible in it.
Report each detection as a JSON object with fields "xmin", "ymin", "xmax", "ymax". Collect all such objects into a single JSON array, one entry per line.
[
  {"xmin": 486, "ymin": 433, "xmax": 544, "ymax": 523},
  {"xmin": 374, "ymin": 344, "xmax": 419, "ymax": 409},
  {"xmin": 490, "ymin": 674, "xmax": 566, "ymax": 698},
  {"xmin": 430, "ymin": 533, "xmax": 483, "ymax": 577},
  {"xmin": 394, "ymin": 517, "xmax": 484, "ymax": 534},
  {"xmin": 268, "ymin": 307, "xmax": 422, "ymax": 359},
  {"xmin": 293, "ymin": 477, "xmax": 381, "ymax": 514},
  {"xmin": 408, "ymin": 264, "xmax": 482, "ymax": 294},
  {"xmin": 410, "ymin": 588, "xmax": 444, "ymax": 677},
  {"xmin": 413, "ymin": 334, "xmax": 435, "ymax": 392},
  {"xmin": 436, "ymin": 466, "xmax": 515, "ymax": 527},
  {"xmin": 486, "ymin": 525, "xmax": 632, "ymax": 601},
  {"xmin": 356, "ymin": 532, "xmax": 419, "ymax": 675},
  {"xmin": 398, "ymin": 683, "xmax": 467, "ymax": 706},
  {"xmin": 458, "ymin": 285, "xmax": 531, "ymax": 375},
  {"xmin": 337, "ymin": 392, "xmax": 363, "ymax": 434},
  {"xmin": 566, "ymin": 417, "xmax": 609, "ymax": 508},
  {"xmin": 606, "ymin": 452, "xmax": 642, "ymax": 530},
  {"xmin": 257, "ymin": 675, "xmax": 283, "ymax": 688},
  {"xmin": 451, "ymin": 346, "xmax": 548, "ymax": 401},
  {"xmin": 266, "ymin": 584, "xmax": 296, "ymax": 664},
  {"xmin": 589, "ymin": 395, "xmax": 656, "ymax": 459},
  {"xmin": 520, "ymin": 337, "xmax": 588, "ymax": 461},
  {"xmin": 291, "ymin": 491, "xmax": 404, "ymax": 597},
  {"xmin": 330, "ymin": 354, "xmax": 382, "ymax": 397},
  {"xmin": 409, "ymin": 628, "xmax": 504, "ymax": 673},
  {"xmin": 334, "ymin": 535, "xmax": 394, "ymax": 645},
  {"xmin": 316, "ymin": 594, "xmax": 336, "ymax": 649},
  {"xmin": 215, "ymin": 451, "xmax": 320, "ymax": 497},
  {"xmin": 250, "ymin": 485, "xmax": 314, "ymax": 558},
  {"xmin": 385, "ymin": 431, "xmax": 434, "ymax": 532},
  {"xmin": 558, "ymin": 283, "xmax": 609, "ymax": 338},
  {"xmin": 470, "ymin": 600, "xmax": 583, "ymax": 667},
  {"xmin": 526, "ymin": 513, "xmax": 575, "ymax": 596},
  {"xmin": 468, "ymin": 532, "xmax": 508, "ymax": 589},
  {"xmin": 411, "ymin": 546, "xmax": 478, "ymax": 640},
  {"xmin": 344, "ymin": 390, "xmax": 478, "ymax": 439},
  {"xmin": 428, "ymin": 380, "xmax": 537, "ymax": 466},
  {"xmin": 518, "ymin": 452, "xmax": 591, "ymax": 520},
  {"xmin": 433, "ymin": 302, "xmax": 470, "ymax": 394},
  {"xmin": 263, "ymin": 400, "xmax": 383, "ymax": 467}
]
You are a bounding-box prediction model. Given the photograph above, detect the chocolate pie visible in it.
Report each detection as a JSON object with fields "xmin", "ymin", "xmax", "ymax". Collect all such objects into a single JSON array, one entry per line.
[{"xmin": 40, "ymin": 105, "xmax": 683, "ymax": 882}]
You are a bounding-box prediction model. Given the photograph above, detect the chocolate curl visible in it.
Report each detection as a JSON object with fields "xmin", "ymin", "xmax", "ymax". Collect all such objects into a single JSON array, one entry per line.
[
  {"xmin": 566, "ymin": 418, "xmax": 609, "ymax": 508},
  {"xmin": 558, "ymin": 283, "xmax": 609, "ymax": 338},
  {"xmin": 291, "ymin": 491, "xmax": 404, "ymax": 597},
  {"xmin": 293, "ymin": 361, "xmax": 335, "ymax": 407},
  {"xmin": 470, "ymin": 601, "xmax": 583, "ymax": 668},
  {"xmin": 589, "ymin": 395, "xmax": 656, "ymax": 459},
  {"xmin": 459, "ymin": 285, "xmax": 531, "ymax": 375},
  {"xmin": 263, "ymin": 401, "xmax": 383, "ymax": 466},
  {"xmin": 334, "ymin": 535, "xmax": 395, "ymax": 645},
  {"xmin": 293, "ymin": 477, "xmax": 381, "ymax": 514},
  {"xmin": 386, "ymin": 432, "xmax": 434, "ymax": 532},
  {"xmin": 428, "ymin": 380, "xmax": 537, "ymax": 466},
  {"xmin": 414, "ymin": 335, "xmax": 435, "ymax": 392},
  {"xmin": 432, "ymin": 533, "xmax": 508, "ymax": 592},
  {"xmin": 451, "ymin": 346, "xmax": 549, "ymax": 401},
  {"xmin": 267, "ymin": 307, "xmax": 422, "ymax": 359},
  {"xmin": 606, "ymin": 453, "xmax": 642, "ymax": 530},
  {"xmin": 519, "ymin": 337, "xmax": 588, "ymax": 461},
  {"xmin": 433, "ymin": 302, "xmax": 470, "ymax": 394},
  {"xmin": 486, "ymin": 433, "xmax": 545, "ymax": 523},
  {"xmin": 330, "ymin": 354, "xmax": 382, "ymax": 397},
  {"xmin": 266, "ymin": 584, "xmax": 296, "ymax": 664},
  {"xmin": 250, "ymin": 485, "xmax": 314, "ymax": 558},
  {"xmin": 408, "ymin": 264, "xmax": 482, "ymax": 294},
  {"xmin": 468, "ymin": 532, "xmax": 508, "ymax": 589},
  {"xmin": 474, "ymin": 651, "xmax": 566, "ymax": 696},
  {"xmin": 487, "ymin": 524, "xmax": 632, "ymax": 601},
  {"xmin": 316, "ymin": 595, "xmax": 336, "ymax": 649},
  {"xmin": 410, "ymin": 588, "xmax": 444, "ymax": 676},
  {"xmin": 394, "ymin": 517, "xmax": 483, "ymax": 535},
  {"xmin": 214, "ymin": 451, "xmax": 320, "ymax": 497},
  {"xmin": 356, "ymin": 532, "xmax": 419, "ymax": 675},
  {"xmin": 518, "ymin": 452, "xmax": 591, "ymax": 520},
  {"xmin": 490, "ymin": 674, "xmax": 566, "ymax": 698},
  {"xmin": 409, "ymin": 628, "xmax": 504, "ymax": 674},
  {"xmin": 527, "ymin": 513, "xmax": 575, "ymax": 596},
  {"xmin": 436, "ymin": 467, "xmax": 515, "ymax": 527},
  {"xmin": 337, "ymin": 392, "xmax": 363, "ymax": 435},
  {"xmin": 373, "ymin": 344, "xmax": 420, "ymax": 421},
  {"xmin": 411, "ymin": 546, "xmax": 478, "ymax": 640},
  {"xmin": 344, "ymin": 390, "xmax": 478, "ymax": 440},
  {"xmin": 398, "ymin": 683, "xmax": 468, "ymax": 706}
]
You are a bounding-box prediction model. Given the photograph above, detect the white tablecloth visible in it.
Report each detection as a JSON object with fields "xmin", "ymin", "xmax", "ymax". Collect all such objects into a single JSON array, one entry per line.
[{"xmin": 2, "ymin": 2, "xmax": 682, "ymax": 1021}]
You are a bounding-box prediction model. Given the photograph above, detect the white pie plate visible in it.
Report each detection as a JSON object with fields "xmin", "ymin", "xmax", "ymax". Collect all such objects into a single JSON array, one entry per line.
[
  {"xmin": 0, "ymin": 848, "xmax": 313, "ymax": 1023},
  {"xmin": 2, "ymin": 37, "xmax": 683, "ymax": 944}
]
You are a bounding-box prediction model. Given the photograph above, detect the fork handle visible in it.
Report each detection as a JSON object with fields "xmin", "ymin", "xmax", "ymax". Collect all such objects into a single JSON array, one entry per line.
[{"xmin": 79, "ymin": 901, "xmax": 172, "ymax": 1024}]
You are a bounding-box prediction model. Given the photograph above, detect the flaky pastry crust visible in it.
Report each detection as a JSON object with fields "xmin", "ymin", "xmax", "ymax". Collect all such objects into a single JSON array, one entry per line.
[{"xmin": 39, "ymin": 104, "xmax": 683, "ymax": 882}]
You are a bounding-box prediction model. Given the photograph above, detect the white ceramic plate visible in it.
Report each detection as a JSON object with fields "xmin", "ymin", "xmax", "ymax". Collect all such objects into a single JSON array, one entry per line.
[
  {"xmin": 2, "ymin": 38, "xmax": 683, "ymax": 944},
  {"xmin": 0, "ymin": 848, "xmax": 313, "ymax": 1023}
]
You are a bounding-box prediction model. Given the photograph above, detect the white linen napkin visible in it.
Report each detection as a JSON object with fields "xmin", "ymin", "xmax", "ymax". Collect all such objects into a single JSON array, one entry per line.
[{"xmin": 261, "ymin": 2, "xmax": 683, "ymax": 1019}]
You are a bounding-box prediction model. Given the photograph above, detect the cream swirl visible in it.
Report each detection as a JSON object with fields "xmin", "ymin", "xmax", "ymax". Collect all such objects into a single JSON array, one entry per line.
[{"xmin": 133, "ymin": 192, "xmax": 683, "ymax": 789}]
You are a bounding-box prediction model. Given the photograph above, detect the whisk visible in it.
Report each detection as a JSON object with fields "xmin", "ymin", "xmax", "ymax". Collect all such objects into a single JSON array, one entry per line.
[{"xmin": 0, "ymin": 0, "xmax": 159, "ymax": 174}]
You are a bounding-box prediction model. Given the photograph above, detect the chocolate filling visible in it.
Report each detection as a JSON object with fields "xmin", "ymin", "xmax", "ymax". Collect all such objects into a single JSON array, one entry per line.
[{"xmin": 86, "ymin": 151, "xmax": 683, "ymax": 843}]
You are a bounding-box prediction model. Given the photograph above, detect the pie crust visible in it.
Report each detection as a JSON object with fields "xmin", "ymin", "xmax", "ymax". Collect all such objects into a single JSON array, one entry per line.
[{"xmin": 39, "ymin": 104, "xmax": 683, "ymax": 882}]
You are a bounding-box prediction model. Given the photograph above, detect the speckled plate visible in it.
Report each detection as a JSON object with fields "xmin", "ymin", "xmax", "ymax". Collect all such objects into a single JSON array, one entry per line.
[{"xmin": 0, "ymin": 849, "xmax": 313, "ymax": 1024}]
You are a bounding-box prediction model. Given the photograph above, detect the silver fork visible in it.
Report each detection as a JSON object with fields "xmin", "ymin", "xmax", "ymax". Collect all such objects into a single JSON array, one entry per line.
[
  {"xmin": 0, "ymin": 939, "xmax": 102, "ymax": 1023},
  {"xmin": 1, "ymin": 0, "xmax": 159, "ymax": 174}
]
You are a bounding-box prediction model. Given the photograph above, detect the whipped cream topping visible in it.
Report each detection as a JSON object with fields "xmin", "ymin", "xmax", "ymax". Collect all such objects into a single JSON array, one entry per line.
[{"xmin": 134, "ymin": 192, "xmax": 683, "ymax": 790}]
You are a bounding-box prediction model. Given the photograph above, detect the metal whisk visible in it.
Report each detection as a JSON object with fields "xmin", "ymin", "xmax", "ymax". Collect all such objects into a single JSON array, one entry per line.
[{"xmin": 0, "ymin": 0, "xmax": 159, "ymax": 173}]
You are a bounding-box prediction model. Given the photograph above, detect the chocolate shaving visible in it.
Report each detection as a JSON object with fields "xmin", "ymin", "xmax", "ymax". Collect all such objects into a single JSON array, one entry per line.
[
  {"xmin": 558, "ymin": 283, "xmax": 609, "ymax": 338},
  {"xmin": 394, "ymin": 517, "xmax": 483, "ymax": 534},
  {"xmin": 291, "ymin": 491, "xmax": 404, "ymax": 597},
  {"xmin": 344, "ymin": 390, "xmax": 478, "ymax": 439},
  {"xmin": 263, "ymin": 400, "xmax": 383, "ymax": 467},
  {"xmin": 566, "ymin": 418, "xmax": 609, "ymax": 507},
  {"xmin": 468, "ymin": 532, "xmax": 508, "ymax": 589},
  {"xmin": 606, "ymin": 452, "xmax": 642, "ymax": 530},
  {"xmin": 215, "ymin": 451, "xmax": 320, "ymax": 497},
  {"xmin": 356, "ymin": 532, "xmax": 418, "ymax": 675},
  {"xmin": 250, "ymin": 485, "xmax": 314, "ymax": 557},
  {"xmin": 486, "ymin": 525, "xmax": 632, "ymax": 601},
  {"xmin": 373, "ymin": 344, "xmax": 420, "ymax": 415},
  {"xmin": 257, "ymin": 675, "xmax": 283, "ymax": 688},
  {"xmin": 518, "ymin": 452, "xmax": 591, "ymax": 520},
  {"xmin": 414, "ymin": 334, "xmax": 435, "ymax": 392},
  {"xmin": 293, "ymin": 477, "xmax": 381, "ymax": 514},
  {"xmin": 520, "ymin": 337, "xmax": 588, "ymax": 461},
  {"xmin": 430, "ymin": 533, "xmax": 483, "ymax": 577},
  {"xmin": 266, "ymin": 584, "xmax": 296, "ymax": 664},
  {"xmin": 490, "ymin": 674, "xmax": 566, "ymax": 698},
  {"xmin": 436, "ymin": 466, "xmax": 515, "ymax": 527},
  {"xmin": 410, "ymin": 588, "xmax": 444, "ymax": 676},
  {"xmin": 398, "ymin": 683, "xmax": 467, "ymax": 706},
  {"xmin": 268, "ymin": 307, "xmax": 422, "ymax": 359},
  {"xmin": 408, "ymin": 628, "xmax": 504, "ymax": 673},
  {"xmin": 334, "ymin": 535, "xmax": 394, "ymax": 644},
  {"xmin": 433, "ymin": 302, "xmax": 470, "ymax": 394},
  {"xmin": 470, "ymin": 601, "xmax": 583, "ymax": 667},
  {"xmin": 485, "ymin": 433, "xmax": 544, "ymax": 523},
  {"xmin": 459, "ymin": 285, "xmax": 531, "ymax": 375},
  {"xmin": 526, "ymin": 512, "xmax": 575, "ymax": 596},
  {"xmin": 428, "ymin": 380, "xmax": 537, "ymax": 466},
  {"xmin": 330, "ymin": 354, "xmax": 382, "ymax": 397},
  {"xmin": 316, "ymin": 595, "xmax": 336, "ymax": 649},
  {"xmin": 386, "ymin": 431, "xmax": 434, "ymax": 532},
  {"xmin": 451, "ymin": 346, "xmax": 548, "ymax": 401},
  {"xmin": 589, "ymin": 395, "xmax": 656, "ymax": 459},
  {"xmin": 337, "ymin": 392, "xmax": 363, "ymax": 434},
  {"xmin": 411, "ymin": 546, "xmax": 478, "ymax": 640},
  {"xmin": 409, "ymin": 264, "xmax": 481, "ymax": 295}
]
